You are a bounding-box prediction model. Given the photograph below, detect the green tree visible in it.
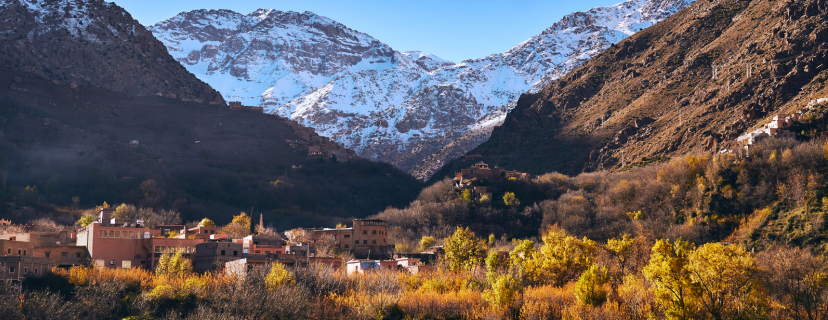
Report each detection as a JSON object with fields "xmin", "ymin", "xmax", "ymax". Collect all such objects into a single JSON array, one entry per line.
[
  {"xmin": 443, "ymin": 227, "xmax": 486, "ymax": 272},
  {"xmin": 419, "ymin": 236, "xmax": 437, "ymax": 251},
  {"xmin": 643, "ymin": 239, "xmax": 698, "ymax": 320},
  {"xmin": 503, "ymin": 192, "xmax": 520, "ymax": 206},
  {"xmin": 574, "ymin": 264, "xmax": 610, "ymax": 306}
]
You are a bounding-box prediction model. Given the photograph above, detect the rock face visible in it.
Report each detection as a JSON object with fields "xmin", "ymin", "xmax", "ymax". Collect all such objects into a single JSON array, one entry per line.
[
  {"xmin": 150, "ymin": 0, "xmax": 693, "ymax": 179},
  {"xmin": 0, "ymin": 0, "xmax": 223, "ymax": 103},
  {"xmin": 436, "ymin": 0, "xmax": 828, "ymax": 179}
]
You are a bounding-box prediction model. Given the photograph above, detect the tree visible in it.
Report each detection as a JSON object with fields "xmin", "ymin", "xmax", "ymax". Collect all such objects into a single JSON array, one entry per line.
[
  {"xmin": 688, "ymin": 243, "xmax": 766, "ymax": 320},
  {"xmin": 643, "ymin": 239, "xmax": 698, "ymax": 320},
  {"xmin": 606, "ymin": 234, "xmax": 636, "ymax": 278},
  {"xmin": 314, "ymin": 234, "xmax": 339, "ymax": 257},
  {"xmin": 197, "ymin": 218, "xmax": 215, "ymax": 227},
  {"xmin": 757, "ymin": 247, "xmax": 828, "ymax": 320},
  {"xmin": 510, "ymin": 240, "xmax": 537, "ymax": 283},
  {"xmin": 286, "ymin": 228, "xmax": 310, "ymax": 245},
  {"xmin": 419, "ymin": 236, "xmax": 437, "ymax": 251},
  {"xmin": 222, "ymin": 212, "xmax": 252, "ymax": 239},
  {"xmin": 503, "ymin": 192, "xmax": 520, "ymax": 206},
  {"xmin": 76, "ymin": 214, "xmax": 95, "ymax": 227},
  {"xmin": 443, "ymin": 227, "xmax": 486, "ymax": 272},
  {"xmin": 113, "ymin": 203, "xmax": 133, "ymax": 219},
  {"xmin": 531, "ymin": 227, "xmax": 596, "ymax": 286},
  {"xmin": 483, "ymin": 274, "xmax": 518, "ymax": 309},
  {"xmin": 575, "ymin": 264, "xmax": 610, "ymax": 306},
  {"xmin": 23, "ymin": 185, "xmax": 38, "ymax": 206},
  {"xmin": 155, "ymin": 250, "xmax": 192, "ymax": 278},
  {"xmin": 265, "ymin": 263, "xmax": 296, "ymax": 291}
]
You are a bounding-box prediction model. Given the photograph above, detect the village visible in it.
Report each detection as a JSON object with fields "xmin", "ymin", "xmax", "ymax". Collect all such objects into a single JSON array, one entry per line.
[{"xmin": 0, "ymin": 208, "xmax": 435, "ymax": 282}]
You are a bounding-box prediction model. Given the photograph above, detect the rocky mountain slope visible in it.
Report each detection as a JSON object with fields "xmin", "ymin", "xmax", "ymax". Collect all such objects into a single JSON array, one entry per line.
[
  {"xmin": 436, "ymin": 0, "xmax": 828, "ymax": 179},
  {"xmin": 0, "ymin": 0, "xmax": 223, "ymax": 103},
  {"xmin": 150, "ymin": 0, "xmax": 694, "ymax": 179}
]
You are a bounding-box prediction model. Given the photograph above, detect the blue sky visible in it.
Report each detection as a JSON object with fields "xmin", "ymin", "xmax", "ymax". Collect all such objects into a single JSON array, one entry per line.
[{"xmin": 113, "ymin": 0, "xmax": 623, "ymax": 63}]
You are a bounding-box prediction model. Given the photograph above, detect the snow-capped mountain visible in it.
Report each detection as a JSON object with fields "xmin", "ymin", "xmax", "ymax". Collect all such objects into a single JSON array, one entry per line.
[{"xmin": 150, "ymin": 0, "xmax": 693, "ymax": 179}]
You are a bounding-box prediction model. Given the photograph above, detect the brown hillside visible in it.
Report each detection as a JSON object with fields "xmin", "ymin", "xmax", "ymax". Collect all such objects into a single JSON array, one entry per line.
[
  {"xmin": 0, "ymin": 0, "xmax": 223, "ymax": 103},
  {"xmin": 437, "ymin": 0, "xmax": 828, "ymax": 178},
  {"xmin": 0, "ymin": 66, "xmax": 422, "ymax": 229}
]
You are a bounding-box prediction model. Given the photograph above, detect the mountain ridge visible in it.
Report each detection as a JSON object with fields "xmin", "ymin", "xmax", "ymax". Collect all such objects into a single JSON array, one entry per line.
[{"xmin": 150, "ymin": 0, "xmax": 694, "ymax": 179}]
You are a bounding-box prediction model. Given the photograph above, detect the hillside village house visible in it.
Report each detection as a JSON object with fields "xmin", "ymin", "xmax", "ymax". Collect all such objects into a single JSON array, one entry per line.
[{"xmin": 737, "ymin": 114, "xmax": 798, "ymax": 147}]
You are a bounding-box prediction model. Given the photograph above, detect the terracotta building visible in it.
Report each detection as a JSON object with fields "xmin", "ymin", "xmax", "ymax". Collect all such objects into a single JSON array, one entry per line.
[{"xmin": 312, "ymin": 219, "xmax": 391, "ymax": 258}]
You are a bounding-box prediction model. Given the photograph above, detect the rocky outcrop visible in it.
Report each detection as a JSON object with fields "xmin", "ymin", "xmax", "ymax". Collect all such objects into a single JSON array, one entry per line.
[{"xmin": 0, "ymin": 0, "xmax": 223, "ymax": 103}]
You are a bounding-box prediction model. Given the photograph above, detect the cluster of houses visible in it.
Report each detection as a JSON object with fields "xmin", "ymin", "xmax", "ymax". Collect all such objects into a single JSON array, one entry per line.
[
  {"xmin": 0, "ymin": 209, "xmax": 429, "ymax": 281},
  {"xmin": 228, "ymin": 101, "xmax": 264, "ymax": 112},
  {"xmin": 453, "ymin": 161, "xmax": 528, "ymax": 201}
]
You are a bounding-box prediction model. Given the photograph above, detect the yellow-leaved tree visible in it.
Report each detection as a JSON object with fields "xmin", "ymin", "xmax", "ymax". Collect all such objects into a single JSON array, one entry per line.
[
  {"xmin": 574, "ymin": 264, "xmax": 610, "ymax": 306},
  {"xmin": 643, "ymin": 239, "xmax": 698, "ymax": 320},
  {"xmin": 222, "ymin": 212, "xmax": 251, "ymax": 239},
  {"xmin": 687, "ymin": 243, "xmax": 767, "ymax": 319},
  {"xmin": 197, "ymin": 218, "xmax": 215, "ymax": 227},
  {"xmin": 606, "ymin": 233, "xmax": 636, "ymax": 278},
  {"xmin": 265, "ymin": 263, "xmax": 296, "ymax": 291},
  {"xmin": 443, "ymin": 227, "xmax": 486, "ymax": 272},
  {"xmin": 155, "ymin": 250, "xmax": 192, "ymax": 278},
  {"xmin": 529, "ymin": 227, "xmax": 596, "ymax": 287},
  {"xmin": 419, "ymin": 236, "xmax": 437, "ymax": 251}
]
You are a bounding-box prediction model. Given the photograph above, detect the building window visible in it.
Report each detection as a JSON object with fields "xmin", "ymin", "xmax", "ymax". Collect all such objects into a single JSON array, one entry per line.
[
  {"xmin": 122, "ymin": 261, "xmax": 131, "ymax": 269},
  {"xmin": 9, "ymin": 267, "xmax": 14, "ymax": 273},
  {"xmin": 345, "ymin": 245, "xmax": 349, "ymax": 249},
  {"xmin": 363, "ymin": 230, "xmax": 367, "ymax": 235},
  {"xmin": 111, "ymin": 230, "xmax": 120, "ymax": 238},
  {"xmin": 221, "ymin": 250, "xmax": 225, "ymax": 255},
  {"xmin": 62, "ymin": 252, "xmax": 68, "ymax": 257},
  {"xmin": 124, "ymin": 231, "xmax": 134, "ymax": 238},
  {"xmin": 45, "ymin": 251, "xmax": 50, "ymax": 258},
  {"xmin": 372, "ymin": 230, "xmax": 377, "ymax": 234},
  {"xmin": 76, "ymin": 252, "xmax": 81, "ymax": 258},
  {"xmin": 344, "ymin": 234, "xmax": 350, "ymax": 238},
  {"xmin": 372, "ymin": 240, "xmax": 377, "ymax": 244},
  {"xmin": 233, "ymin": 251, "xmax": 238, "ymax": 256},
  {"xmin": 24, "ymin": 267, "xmax": 27, "ymax": 274},
  {"xmin": 255, "ymin": 250, "xmax": 261, "ymax": 254},
  {"xmin": 17, "ymin": 249, "xmax": 21, "ymax": 255},
  {"xmin": 23, "ymin": 250, "xmax": 26, "ymax": 256},
  {"xmin": 243, "ymin": 249, "xmax": 248, "ymax": 254},
  {"xmin": 363, "ymin": 240, "xmax": 367, "ymax": 244},
  {"xmin": 6, "ymin": 248, "xmax": 9, "ymax": 254},
  {"xmin": 34, "ymin": 268, "xmax": 38, "ymax": 274},
  {"xmin": 355, "ymin": 240, "xmax": 359, "ymax": 244},
  {"xmin": 98, "ymin": 230, "xmax": 107, "ymax": 238}
]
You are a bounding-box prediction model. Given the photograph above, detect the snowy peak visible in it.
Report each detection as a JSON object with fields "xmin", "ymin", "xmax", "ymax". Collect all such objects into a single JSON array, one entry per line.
[
  {"xmin": 150, "ymin": 0, "xmax": 694, "ymax": 179},
  {"xmin": 402, "ymin": 51, "xmax": 454, "ymax": 72}
]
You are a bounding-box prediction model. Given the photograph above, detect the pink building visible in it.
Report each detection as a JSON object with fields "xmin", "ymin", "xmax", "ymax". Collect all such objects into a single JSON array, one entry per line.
[
  {"xmin": 232, "ymin": 235, "xmax": 285, "ymax": 254},
  {"xmin": 77, "ymin": 222, "xmax": 204, "ymax": 270},
  {"xmin": 346, "ymin": 258, "xmax": 422, "ymax": 275}
]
